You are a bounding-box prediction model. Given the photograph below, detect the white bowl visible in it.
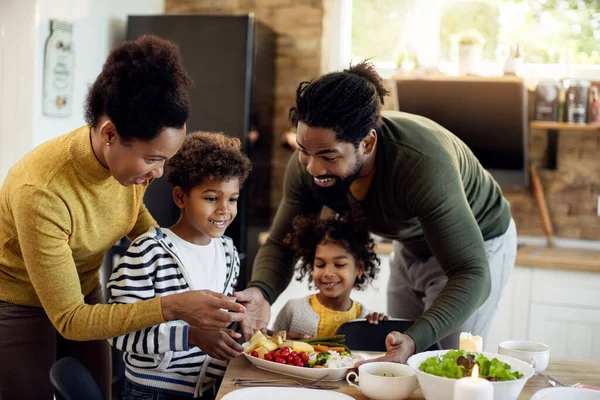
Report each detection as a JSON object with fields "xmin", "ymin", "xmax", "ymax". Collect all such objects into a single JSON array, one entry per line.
[
  {"xmin": 498, "ymin": 340, "xmax": 550, "ymax": 373},
  {"xmin": 407, "ymin": 350, "xmax": 535, "ymax": 400},
  {"xmin": 346, "ymin": 362, "xmax": 417, "ymax": 400}
]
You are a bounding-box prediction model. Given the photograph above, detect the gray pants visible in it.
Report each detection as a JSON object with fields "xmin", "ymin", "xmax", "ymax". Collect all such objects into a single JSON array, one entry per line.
[
  {"xmin": 0, "ymin": 285, "xmax": 111, "ymax": 400},
  {"xmin": 387, "ymin": 220, "xmax": 517, "ymax": 349}
]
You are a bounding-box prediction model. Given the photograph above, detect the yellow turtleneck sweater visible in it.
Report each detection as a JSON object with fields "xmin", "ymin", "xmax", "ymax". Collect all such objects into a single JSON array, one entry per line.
[
  {"xmin": 310, "ymin": 294, "xmax": 362, "ymax": 337},
  {"xmin": 0, "ymin": 126, "xmax": 164, "ymax": 340}
]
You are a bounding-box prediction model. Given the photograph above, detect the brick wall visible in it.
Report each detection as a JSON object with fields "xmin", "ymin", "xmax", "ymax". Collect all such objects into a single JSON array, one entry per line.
[{"xmin": 165, "ymin": 0, "xmax": 324, "ymax": 218}]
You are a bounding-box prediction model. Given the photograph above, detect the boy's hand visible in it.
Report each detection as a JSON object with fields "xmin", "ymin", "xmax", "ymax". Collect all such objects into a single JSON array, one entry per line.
[
  {"xmin": 365, "ymin": 312, "xmax": 388, "ymax": 325},
  {"xmin": 188, "ymin": 327, "xmax": 244, "ymax": 361}
]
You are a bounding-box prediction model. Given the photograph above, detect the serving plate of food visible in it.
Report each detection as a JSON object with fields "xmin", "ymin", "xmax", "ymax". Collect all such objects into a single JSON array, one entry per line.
[{"xmin": 242, "ymin": 331, "xmax": 364, "ymax": 382}]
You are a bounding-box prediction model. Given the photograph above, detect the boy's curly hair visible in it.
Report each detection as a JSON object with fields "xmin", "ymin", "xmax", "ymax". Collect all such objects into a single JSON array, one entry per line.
[
  {"xmin": 167, "ymin": 132, "xmax": 252, "ymax": 192},
  {"xmin": 286, "ymin": 210, "xmax": 380, "ymax": 291}
]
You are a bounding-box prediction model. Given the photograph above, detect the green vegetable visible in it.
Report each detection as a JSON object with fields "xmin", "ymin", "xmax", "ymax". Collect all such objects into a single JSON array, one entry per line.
[
  {"xmin": 315, "ymin": 352, "xmax": 331, "ymax": 366},
  {"xmin": 300, "ymin": 335, "xmax": 346, "ymax": 345},
  {"xmin": 298, "ymin": 335, "xmax": 351, "ymax": 353},
  {"xmin": 419, "ymin": 350, "xmax": 523, "ymax": 381},
  {"xmin": 304, "ymin": 352, "xmax": 331, "ymax": 368}
]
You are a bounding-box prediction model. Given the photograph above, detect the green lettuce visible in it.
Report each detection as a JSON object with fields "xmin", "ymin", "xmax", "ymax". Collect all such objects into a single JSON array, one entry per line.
[{"xmin": 418, "ymin": 350, "xmax": 523, "ymax": 381}]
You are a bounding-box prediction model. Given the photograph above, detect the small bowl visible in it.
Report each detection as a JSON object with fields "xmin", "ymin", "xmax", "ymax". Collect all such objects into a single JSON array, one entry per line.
[
  {"xmin": 498, "ymin": 340, "xmax": 550, "ymax": 373},
  {"xmin": 407, "ymin": 350, "xmax": 535, "ymax": 400},
  {"xmin": 346, "ymin": 362, "xmax": 417, "ymax": 400}
]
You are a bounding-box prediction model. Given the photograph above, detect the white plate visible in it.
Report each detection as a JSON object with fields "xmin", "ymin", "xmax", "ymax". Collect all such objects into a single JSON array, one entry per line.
[
  {"xmin": 242, "ymin": 344, "xmax": 372, "ymax": 382},
  {"xmin": 531, "ymin": 387, "xmax": 600, "ymax": 400},
  {"xmin": 222, "ymin": 387, "xmax": 354, "ymax": 400}
]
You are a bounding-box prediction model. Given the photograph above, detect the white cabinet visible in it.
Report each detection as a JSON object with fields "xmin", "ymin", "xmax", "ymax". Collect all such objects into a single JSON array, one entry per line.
[
  {"xmin": 528, "ymin": 304, "xmax": 600, "ymax": 360},
  {"xmin": 485, "ymin": 267, "xmax": 532, "ymax": 353},
  {"xmin": 486, "ymin": 266, "xmax": 600, "ymax": 362}
]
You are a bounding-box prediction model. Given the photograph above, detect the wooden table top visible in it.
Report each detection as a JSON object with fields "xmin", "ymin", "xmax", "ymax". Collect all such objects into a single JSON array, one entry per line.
[{"xmin": 216, "ymin": 355, "xmax": 600, "ymax": 399}]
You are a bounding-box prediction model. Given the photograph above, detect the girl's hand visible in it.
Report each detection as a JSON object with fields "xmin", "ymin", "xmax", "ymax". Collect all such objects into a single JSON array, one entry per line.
[{"xmin": 365, "ymin": 312, "xmax": 388, "ymax": 325}]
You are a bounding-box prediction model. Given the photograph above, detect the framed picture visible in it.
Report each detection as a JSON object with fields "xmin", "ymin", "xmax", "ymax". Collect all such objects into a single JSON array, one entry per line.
[{"xmin": 43, "ymin": 20, "xmax": 74, "ymax": 117}]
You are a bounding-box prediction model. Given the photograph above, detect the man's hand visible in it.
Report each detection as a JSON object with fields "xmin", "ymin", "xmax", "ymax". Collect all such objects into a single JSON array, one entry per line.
[
  {"xmin": 188, "ymin": 327, "xmax": 244, "ymax": 360},
  {"xmin": 365, "ymin": 312, "xmax": 388, "ymax": 325},
  {"xmin": 162, "ymin": 290, "xmax": 245, "ymax": 329},
  {"xmin": 356, "ymin": 331, "xmax": 416, "ymax": 366},
  {"xmin": 233, "ymin": 287, "xmax": 271, "ymax": 341}
]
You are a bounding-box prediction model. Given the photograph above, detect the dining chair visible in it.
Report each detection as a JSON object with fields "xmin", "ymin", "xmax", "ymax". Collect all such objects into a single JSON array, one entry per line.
[
  {"xmin": 335, "ymin": 318, "xmax": 442, "ymax": 352},
  {"xmin": 49, "ymin": 357, "xmax": 104, "ymax": 400}
]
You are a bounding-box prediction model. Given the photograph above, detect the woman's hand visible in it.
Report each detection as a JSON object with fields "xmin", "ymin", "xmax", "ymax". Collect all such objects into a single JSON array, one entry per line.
[
  {"xmin": 365, "ymin": 312, "xmax": 388, "ymax": 325},
  {"xmin": 233, "ymin": 287, "xmax": 271, "ymax": 341},
  {"xmin": 189, "ymin": 327, "xmax": 244, "ymax": 360},
  {"xmin": 162, "ymin": 290, "xmax": 245, "ymax": 329},
  {"xmin": 355, "ymin": 331, "xmax": 416, "ymax": 365}
]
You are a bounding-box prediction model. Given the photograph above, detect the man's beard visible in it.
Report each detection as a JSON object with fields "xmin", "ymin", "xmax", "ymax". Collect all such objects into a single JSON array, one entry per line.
[{"xmin": 311, "ymin": 159, "xmax": 363, "ymax": 213}]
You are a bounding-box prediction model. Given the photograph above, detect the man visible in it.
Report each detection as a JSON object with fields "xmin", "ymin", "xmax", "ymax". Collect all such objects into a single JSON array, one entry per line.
[{"xmin": 234, "ymin": 61, "xmax": 517, "ymax": 363}]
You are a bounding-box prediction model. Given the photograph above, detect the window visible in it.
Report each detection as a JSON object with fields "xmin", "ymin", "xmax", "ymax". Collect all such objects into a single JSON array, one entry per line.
[{"xmin": 348, "ymin": 0, "xmax": 600, "ymax": 78}]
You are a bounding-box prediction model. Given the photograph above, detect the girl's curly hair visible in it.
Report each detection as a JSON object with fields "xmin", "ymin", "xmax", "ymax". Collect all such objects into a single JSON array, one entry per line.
[{"xmin": 286, "ymin": 209, "xmax": 380, "ymax": 290}]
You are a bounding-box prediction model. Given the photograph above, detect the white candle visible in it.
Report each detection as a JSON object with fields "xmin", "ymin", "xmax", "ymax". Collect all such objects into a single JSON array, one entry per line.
[
  {"xmin": 460, "ymin": 332, "xmax": 483, "ymax": 352},
  {"xmin": 453, "ymin": 364, "xmax": 493, "ymax": 400}
]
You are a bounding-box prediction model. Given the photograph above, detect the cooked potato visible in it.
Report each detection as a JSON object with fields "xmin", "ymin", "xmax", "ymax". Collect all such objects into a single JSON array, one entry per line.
[
  {"xmin": 260, "ymin": 339, "xmax": 279, "ymax": 351},
  {"xmin": 292, "ymin": 341, "xmax": 314, "ymax": 354},
  {"xmin": 249, "ymin": 330, "xmax": 267, "ymax": 347}
]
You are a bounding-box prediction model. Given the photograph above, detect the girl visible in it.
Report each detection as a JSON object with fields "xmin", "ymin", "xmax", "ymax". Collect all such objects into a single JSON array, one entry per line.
[{"xmin": 272, "ymin": 210, "xmax": 386, "ymax": 337}]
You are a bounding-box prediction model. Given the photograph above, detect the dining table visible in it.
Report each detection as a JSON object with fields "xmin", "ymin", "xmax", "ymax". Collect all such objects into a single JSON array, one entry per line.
[{"xmin": 216, "ymin": 352, "xmax": 600, "ymax": 399}]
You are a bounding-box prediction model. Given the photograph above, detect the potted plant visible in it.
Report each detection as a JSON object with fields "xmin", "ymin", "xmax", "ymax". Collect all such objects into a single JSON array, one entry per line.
[
  {"xmin": 457, "ymin": 29, "xmax": 485, "ymax": 75},
  {"xmin": 395, "ymin": 50, "xmax": 417, "ymax": 73}
]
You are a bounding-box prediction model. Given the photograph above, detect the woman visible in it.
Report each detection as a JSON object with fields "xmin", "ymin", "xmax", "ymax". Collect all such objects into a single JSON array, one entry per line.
[{"xmin": 0, "ymin": 35, "xmax": 244, "ymax": 400}]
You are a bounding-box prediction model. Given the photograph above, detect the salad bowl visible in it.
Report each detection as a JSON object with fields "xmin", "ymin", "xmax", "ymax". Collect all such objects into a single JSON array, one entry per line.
[{"xmin": 407, "ymin": 350, "xmax": 535, "ymax": 400}]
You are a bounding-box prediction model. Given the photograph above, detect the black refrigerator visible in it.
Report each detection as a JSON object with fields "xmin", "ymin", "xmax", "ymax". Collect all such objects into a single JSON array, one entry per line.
[{"xmin": 126, "ymin": 14, "xmax": 276, "ymax": 286}]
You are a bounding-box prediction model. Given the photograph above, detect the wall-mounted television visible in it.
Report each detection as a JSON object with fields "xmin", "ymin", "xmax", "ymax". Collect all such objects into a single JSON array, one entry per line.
[{"xmin": 394, "ymin": 77, "xmax": 529, "ymax": 187}]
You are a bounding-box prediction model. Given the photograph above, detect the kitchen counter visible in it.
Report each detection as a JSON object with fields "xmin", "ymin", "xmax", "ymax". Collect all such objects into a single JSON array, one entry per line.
[
  {"xmin": 515, "ymin": 244, "xmax": 600, "ymax": 273},
  {"xmin": 257, "ymin": 232, "xmax": 600, "ymax": 273}
]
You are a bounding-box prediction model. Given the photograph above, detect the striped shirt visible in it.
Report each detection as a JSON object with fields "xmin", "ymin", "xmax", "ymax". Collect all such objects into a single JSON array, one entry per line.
[{"xmin": 107, "ymin": 227, "xmax": 240, "ymax": 398}]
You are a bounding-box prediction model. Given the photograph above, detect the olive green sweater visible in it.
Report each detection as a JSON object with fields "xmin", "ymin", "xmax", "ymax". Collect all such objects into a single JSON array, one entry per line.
[
  {"xmin": 0, "ymin": 126, "xmax": 164, "ymax": 340},
  {"xmin": 250, "ymin": 111, "xmax": 511, "ymax": 352}
]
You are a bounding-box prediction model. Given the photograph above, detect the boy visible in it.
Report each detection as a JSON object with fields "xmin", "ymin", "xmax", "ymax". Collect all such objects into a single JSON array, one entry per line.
[{"xmin": 107, "ymin": 132, "xmax": 252, "ymax": 399}]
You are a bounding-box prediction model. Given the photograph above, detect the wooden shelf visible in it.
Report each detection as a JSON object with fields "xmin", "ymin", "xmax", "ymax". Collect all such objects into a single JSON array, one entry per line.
[{"xmin": 530, "ymin": 121, "xmax": 600, "ymax": 131}]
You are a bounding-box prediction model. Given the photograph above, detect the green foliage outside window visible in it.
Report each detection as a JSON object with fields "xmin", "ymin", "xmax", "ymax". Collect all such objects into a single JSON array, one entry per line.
[{"xmin": 351, "ymin": 0, "xmax": 600, "ymax": 65}]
